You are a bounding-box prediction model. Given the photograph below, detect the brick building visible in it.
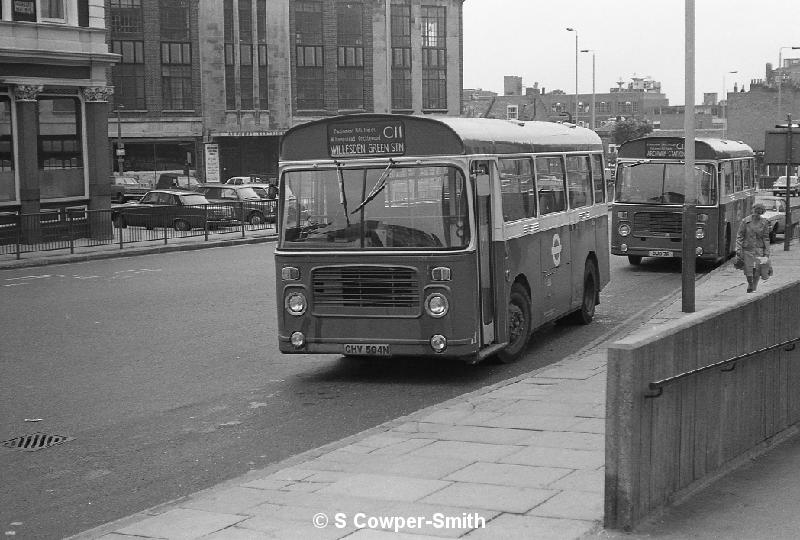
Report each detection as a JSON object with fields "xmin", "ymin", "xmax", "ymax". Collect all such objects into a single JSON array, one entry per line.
[
  {"xmin": 107, "ymin": 0, "xmax": 465, "ymax": 185},
  {"xmin": 0, "ymin": 0, "xmax": 117, "ymax": 216}
]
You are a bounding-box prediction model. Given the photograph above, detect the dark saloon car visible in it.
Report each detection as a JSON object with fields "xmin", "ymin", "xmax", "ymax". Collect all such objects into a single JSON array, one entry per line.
[
  {"xmin": 196, "ymin": 184, "xmax": 276, "ymax": 225},
  {"xmin": 110, "ymin": 175, "xmax": 150, "ymax": 203},
  {"xmin": 111, "ymin": 189, "xmax": 234, "ymax": 231}
]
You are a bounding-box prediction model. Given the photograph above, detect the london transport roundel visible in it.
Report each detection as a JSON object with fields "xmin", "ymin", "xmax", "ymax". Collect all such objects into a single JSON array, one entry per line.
[{"xmin": 552, "ymin": 233, "xmax": 562, "ymax": 267}]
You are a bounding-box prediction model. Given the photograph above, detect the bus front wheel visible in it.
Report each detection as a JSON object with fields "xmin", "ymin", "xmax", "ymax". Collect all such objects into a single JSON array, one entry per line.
[
  {"xmin": 496, "ymin": 283, "xmax": 531, "ymax": 363},
  {"xmin": 627, "ymin": 255, "xmax": 642, "ymax": 265}
]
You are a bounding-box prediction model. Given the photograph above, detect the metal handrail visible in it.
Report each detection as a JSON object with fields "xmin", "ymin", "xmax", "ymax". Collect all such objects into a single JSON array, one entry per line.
[{"xmin": 645, "ymin": 337, "xmax": 800, "ymax": 398}]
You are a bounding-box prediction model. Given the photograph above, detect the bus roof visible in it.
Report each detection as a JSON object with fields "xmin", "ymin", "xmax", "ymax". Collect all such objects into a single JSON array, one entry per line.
[
  {"xmin": 280, "ymin": 114, "xmax": 603, "ymax": 162},
  {"xmin": 618, "ymin": 136, "xmax": 754, "ymax": 160}
]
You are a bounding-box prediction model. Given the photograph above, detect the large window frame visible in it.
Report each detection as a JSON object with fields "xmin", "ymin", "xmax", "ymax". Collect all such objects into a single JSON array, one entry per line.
[
  {"xmin": 0, "ymin": 96, "xmax": 15, "ymax": 203},
  {"xmin": 111, "ymin": 40, "xmax": 146, "ymax": 110},
  {"xmin": 295, "ymin": 1, "xmax": 324, "ymax": 110},
  {"xmin": 161, "ymin": 42, "xmax": 193, "ymax": 110},
  {"xmin": 421, "ymin": 6, "xmax": 447, "ymax": 111},
  {"xmin": 391, "ymin": 3, "xmax": 412, "ymax": 111}
]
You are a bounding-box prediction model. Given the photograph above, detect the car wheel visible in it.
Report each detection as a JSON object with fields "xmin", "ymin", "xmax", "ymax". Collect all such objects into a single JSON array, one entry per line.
[
  {"xmin": 495, "ymin": 283, "xmax": 531, "ymax": 364},
  {"xmin": 174, "ymin": 219, "xmax": 191, "ymax": 231},
  {"xmin": 248, "ymin": 212, "xmax": 265, "ymax": 226},
  {"xmin": 627, "ymin": 255, "xmax": 643, "ymax": 265},
  {"xmin": 567, "ymin": 260, "xmax": 599, "ymax": 325}
]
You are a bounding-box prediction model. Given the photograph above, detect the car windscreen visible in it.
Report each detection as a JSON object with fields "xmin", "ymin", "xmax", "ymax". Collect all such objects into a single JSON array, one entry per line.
[
  {"xmin": 280, "ymin": 164, "xmax": 470, "ymax": 250},
  {"xmin": 615, "ymin": 162, "xmax": 716, "ymax": 205}
]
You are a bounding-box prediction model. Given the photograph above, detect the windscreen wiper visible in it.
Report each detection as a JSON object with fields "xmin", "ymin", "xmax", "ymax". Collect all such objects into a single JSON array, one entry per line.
[
  {"xmin": 350, "ymin": 160, "xmax": 394, "ymax": 215},
  {"xmin": 335, "ymin": 161, "xmax": 351, "ymax": 226}
]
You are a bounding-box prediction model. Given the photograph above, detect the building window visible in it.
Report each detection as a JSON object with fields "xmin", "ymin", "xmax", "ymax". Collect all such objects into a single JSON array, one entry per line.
[
  {"xmin": 161, "ymin": 0, "xmax": 189, "ymax": 41},
  {"xmin": 597, "ymin": 101, "xmax": 608, "ymax": 114},
  {"xmin": 110, "ymin": 0, "xmax": 142, "ymax": 33},
  {"xmin": 0, "ymin": 97, "xmax": 14, "ymax": 203},
  {"xmin": 295, "ymin": 1, "xmax": 324, "ymax": 110},
  {"xmin": 239, "ymin": 0, "xmax": 254, "ymax": 109},
  {"xmin": 391, "ymin": 3, "xmax": 412, "ymax": 110},
  {"xmin": 111, "ymin": 40, "xmax": 146, "ymax": 110},
  {"xmin": 40, "ymin": 0, "xmax": 64, "ymax": 20},
  {"xmin": 421, "ymin": 6, "xmax": 447, "ymax": 110},
  {"xmin": 38, "ymin": 97, "xmax": 84, "ymax": 199},
  {"xmin": 337, "ymin": 2, "xmax": 364, "ymax": 110},
  {"xmin": 507, "ymin": 105, "xmax": 518, "ymax": 120},
  {"xmin": 223, "ymin": 0, "xmax": 235, "ymax": 109},
  {"xmin": 161, "ymin": 42, "xmax": 192, "ymax": 110},
  {"xmin": 257, "ymin": 0, "xmax": 268, "ymax": 108}
]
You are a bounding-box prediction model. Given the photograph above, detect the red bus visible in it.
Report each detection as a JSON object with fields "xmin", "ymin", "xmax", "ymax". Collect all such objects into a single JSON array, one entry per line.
[
  {"xmin": 611, "ymin": 136, "xmax": 755, "ymax": 265},
  {"xmin": 275, "ymin": 114, "xmax": 610, "ymax": 363}
]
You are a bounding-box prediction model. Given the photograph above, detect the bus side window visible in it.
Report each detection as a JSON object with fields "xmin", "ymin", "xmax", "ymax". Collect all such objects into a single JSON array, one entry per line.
[
  {"xmin": 535, "ymin": 156, "xmax": 566, "ymax": 215},
  {"xmin": 566, "ymin": 155, "xmax": 592, "ymax": 209},
  {"xmin": 498, "ymin": 157, "xmax": 535, "ymax": 222},
  {"xmin": 591, "ymin": 154, "xmax": 605, "ymax": 203}
]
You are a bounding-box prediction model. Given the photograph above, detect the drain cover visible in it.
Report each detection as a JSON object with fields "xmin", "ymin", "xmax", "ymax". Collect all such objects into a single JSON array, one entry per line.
[{"xmin": 2, "ymin": 432, "xmax": 74, "ymax": 451}]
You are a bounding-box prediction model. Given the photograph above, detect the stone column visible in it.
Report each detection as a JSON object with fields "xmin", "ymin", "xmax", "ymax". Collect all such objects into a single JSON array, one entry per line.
[
  {"xmin": 14, "ymin": 85, "xmax": 42, "ymax": 217},
  {"xmin": 14, "ymin": 85, "xmax": 42, "ymax": 244},
  {"xmin": 82, "ymin": 86, "xmax": 114, "ymax": 240}
]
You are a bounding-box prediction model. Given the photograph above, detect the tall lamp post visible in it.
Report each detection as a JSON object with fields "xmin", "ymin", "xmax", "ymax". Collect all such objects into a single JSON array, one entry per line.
[
  {"xmin": 777, "ymin": 46, "xmax": 800, "ymax": 120},
  {"xmin": 566, "ymin": 27, "xmax": 578, "ymax": 124},
  {"xmin": 114, "ymin": 105, "xmax": 124, "ymax": 175},
  {"xmin": 721, "ymin": 70, "xmax": 737, "ymax": 139},
  {"xmin": 581, "ymin": 49, "xmax": 596, "ymax": 129}
]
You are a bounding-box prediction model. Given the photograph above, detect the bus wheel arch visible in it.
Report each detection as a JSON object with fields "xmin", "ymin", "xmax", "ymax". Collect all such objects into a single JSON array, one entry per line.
[
  {"xmin": 496, "ymin": 279, "xmax": 532, "ymax": 364},
  {"xmin": 567, "ymin": 258, "xmax": 599, "ymax": 325}
]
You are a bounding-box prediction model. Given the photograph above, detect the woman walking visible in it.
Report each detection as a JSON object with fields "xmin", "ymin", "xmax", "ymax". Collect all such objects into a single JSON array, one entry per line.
[{"xmin": 735, "ymin": 202, "xmax": 771, "ymax": 293}]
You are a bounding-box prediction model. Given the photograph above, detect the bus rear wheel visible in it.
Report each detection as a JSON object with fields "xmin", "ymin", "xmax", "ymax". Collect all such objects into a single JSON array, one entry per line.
[
  {"xmin": 496, "ymin": 283, "xmax": 531, "ymax": 363},
  {"xmin": 567, "ymin": 260, "xmax": 598, "ymax": 325},
  {"xmin": 627, "ymin": 255, "xmax": 642, "ymax": 265}
]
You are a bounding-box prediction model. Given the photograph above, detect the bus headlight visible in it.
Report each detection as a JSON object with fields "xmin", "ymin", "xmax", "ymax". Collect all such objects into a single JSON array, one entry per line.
[
  {"xmin": 285, "ymin": 291, "xmax": 307, "ymax": 316},
  {"xmin": 695, "ymin": 227, "xmax": 705, "ymax": 239},
  {"xmin": 430, "ymin": 334, "xmax": 447, "ymax": 352},
  {"xmin": 618, "ymin": 223, "xmax": 631, "ymax": 237},
  {"xmin": 425, "ymin": 293, "xmax": 449, "ymax": 318},
  {"xmin": 290, "ymin": 331, "xmax": 305, "ymax": 348}
]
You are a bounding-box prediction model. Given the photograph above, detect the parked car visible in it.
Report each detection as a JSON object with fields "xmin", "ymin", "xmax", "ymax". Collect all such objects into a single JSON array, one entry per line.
[
  {"xmin": 771, "ymin": 175, "xmax": 799, "ymax": 197},
  {"xmin": 156, "ymin": 172, "xmax": 201, "ymax": 191},
  {"xmin": 243, "ymin": 182, "xmax": 279, "ymax": 200},
  {"xmin": 110, "ymin": 175, "xmax": 150, "ymax": 203},
  {"xmin": 111, "ymin": 189, "xmax": 234, "ymax": 231},
  {"xmin": 755, "ymin": 195, "xmax": 788, "ymax": 243},
  {"xmin": 196, "ymin": 183, "xmax": 276, "ymax": 225}
]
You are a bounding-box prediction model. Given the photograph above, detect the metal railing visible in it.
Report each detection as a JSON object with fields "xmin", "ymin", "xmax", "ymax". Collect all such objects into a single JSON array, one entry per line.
[
  {"xmin": 0, "ymin": 203, "xmax": 277, "ymax": 259},
  {"xmin": 645, "ymin": 337, "xmax": 800, "ymax": 398}
]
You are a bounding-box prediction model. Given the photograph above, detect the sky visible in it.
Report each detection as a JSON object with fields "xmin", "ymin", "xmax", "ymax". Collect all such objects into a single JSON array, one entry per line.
[{"xmin": 463, "ymin": 0, "xmax": 800, "ymax": 106}]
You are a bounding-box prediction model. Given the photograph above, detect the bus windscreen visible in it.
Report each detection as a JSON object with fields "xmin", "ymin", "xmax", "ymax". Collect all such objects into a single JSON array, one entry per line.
[
  {"xmin": 281, "ymin": 165, "xmax": 470, "ymax": 249},
  {"xmin": 615, "ymin": 162, "xmax": 716, "ymax": 205}
]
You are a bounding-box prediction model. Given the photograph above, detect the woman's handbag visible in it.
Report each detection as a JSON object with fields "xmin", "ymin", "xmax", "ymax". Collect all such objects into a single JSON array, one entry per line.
[
  {"xmin": 733, "ymin": 255, "xmax": 744, "ymax": 270},
  {"xmin": 758, "ymin": 256, "xmax": 772, "ymax": 279}
]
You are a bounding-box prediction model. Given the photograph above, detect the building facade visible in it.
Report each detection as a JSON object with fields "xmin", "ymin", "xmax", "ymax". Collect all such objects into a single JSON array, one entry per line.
[
  {"xmin": 107, "ymin": 0, "xmax": 465, "ymax": 185},
  {"xmin": 0, "ymin": 0, "xmax": 117, "ymax": 216}
]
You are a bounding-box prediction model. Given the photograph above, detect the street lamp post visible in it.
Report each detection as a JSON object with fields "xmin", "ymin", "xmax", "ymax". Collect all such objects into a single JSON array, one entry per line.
[
  {"xmin": 566, "ymin": 27, "xmax": 578, "ymax": 124},
  {"xmin": 777, "ymin": 46, "xmax": 800, "ymax": 119},
  {"xmin": 115, "ymin": 105, "xmax": 124, "ymax": 175},
  {"xmin": 721, "ymin": 70, "xmax": 737, "ymax": 139},
  {"xmin": 581, "ymin": 49, "xmax": 596, "ymax": 129}
]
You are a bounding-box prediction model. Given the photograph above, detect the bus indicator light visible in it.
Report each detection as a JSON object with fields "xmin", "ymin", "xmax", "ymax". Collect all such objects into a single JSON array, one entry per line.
[
  {"xmin": 617, "ymin": 211, "xmax": 628, "ymax": 219},
  {"xmin": 697, "ymin": 213, "xmax": 709, "ymax": 222},
  {"xmin": 431, "ymin": 267, "xmax": 451, "ymax": 281},
  {"xmin": 282, "ymin": 266, "xmax": 301, "ymax": 280}
]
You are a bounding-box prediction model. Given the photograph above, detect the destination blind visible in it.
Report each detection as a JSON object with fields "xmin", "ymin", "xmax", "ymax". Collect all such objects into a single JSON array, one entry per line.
[{"xmin": 328, "ymin": 120, "xmax": 406, "ymax": 158}]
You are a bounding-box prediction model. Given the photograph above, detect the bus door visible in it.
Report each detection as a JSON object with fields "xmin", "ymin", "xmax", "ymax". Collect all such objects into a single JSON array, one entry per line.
[
  {"xmin": 471, "ymin": 160, "xmax": 497, "ymax": 345},
  {"xmin": 535, "ymin": 155, "xmax": 572, "ymax": 320},
  {"xmin": 566, "ymin": 155, "xmax": 594, "ymax": 308}
]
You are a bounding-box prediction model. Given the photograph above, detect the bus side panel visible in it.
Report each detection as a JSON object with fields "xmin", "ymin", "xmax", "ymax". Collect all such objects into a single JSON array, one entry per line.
[
  {"xmin": 502, "ymin": 232, "xmax": 545, "ymax": 332},
  {"xmin": 538, "ymin": 218, "xmax": 573, "ymax": 322},
  {"xmin": 594, "ymin": 208, "xmax": 610, "ymax": 289}
]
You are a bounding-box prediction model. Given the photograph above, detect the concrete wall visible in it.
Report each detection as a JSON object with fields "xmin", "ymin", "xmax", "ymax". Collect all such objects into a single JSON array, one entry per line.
[{"xmin": 605, "ymin": 282, "xmax": 800, "ymax": 530}]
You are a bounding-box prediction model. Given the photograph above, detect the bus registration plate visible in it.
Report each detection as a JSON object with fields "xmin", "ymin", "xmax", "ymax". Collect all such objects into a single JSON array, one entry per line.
[
  {"xmin": 648, "ymin": 250, "xmax": 673, "ymax": 257},
  {"xmin": 344, "ymin": 344, "xmax": 390, "ymax": 356}
]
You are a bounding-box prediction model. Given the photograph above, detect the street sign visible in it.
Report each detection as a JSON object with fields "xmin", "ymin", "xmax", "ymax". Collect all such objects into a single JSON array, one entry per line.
[
  {"xmin": 115, "ymin": 149, "xmax": 126, "ymax": 157},
  {"xmin": 764, "ymin": 128, "xmax": 800, "ymax": 164}
]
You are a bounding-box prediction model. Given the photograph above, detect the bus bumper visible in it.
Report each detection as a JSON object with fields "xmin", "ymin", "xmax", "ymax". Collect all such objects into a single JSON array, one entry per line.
[{"xmin": 277, "ymin": 334, "xmax": 480, "ymax": 359}]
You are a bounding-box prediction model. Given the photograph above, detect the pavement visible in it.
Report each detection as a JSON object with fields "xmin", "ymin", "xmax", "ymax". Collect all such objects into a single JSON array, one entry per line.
[{"xmin": 4, "ymin": 230, "xmax": 800, "ymax": 540}]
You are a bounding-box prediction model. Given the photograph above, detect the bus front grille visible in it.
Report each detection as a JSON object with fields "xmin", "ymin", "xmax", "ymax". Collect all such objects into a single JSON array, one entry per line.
[
  {"xmin": 312, "ymin": 265, "xmax": 420, "ymax": 313},
  {"xmin": 633, "ymin": 211, "xmax": 682, "ymax": 236}
]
